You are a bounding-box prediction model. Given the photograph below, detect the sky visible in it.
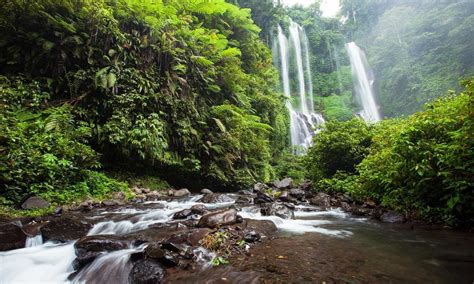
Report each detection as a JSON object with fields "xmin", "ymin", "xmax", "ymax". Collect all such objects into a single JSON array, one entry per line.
[{"xmin": 281, "ymin": 0, "xmax": 341, "ymax": 18}]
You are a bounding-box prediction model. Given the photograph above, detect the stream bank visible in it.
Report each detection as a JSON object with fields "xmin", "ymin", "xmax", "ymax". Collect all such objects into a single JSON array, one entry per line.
[{"xmin": 1, "ymin": 180, "xmax": 473, "ymax": 283}]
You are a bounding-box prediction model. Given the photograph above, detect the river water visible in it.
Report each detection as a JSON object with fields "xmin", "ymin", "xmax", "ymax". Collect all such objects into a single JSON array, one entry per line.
[{"xmin": 0, "ymin": 194, "xmax": 473, "ymax": 283}]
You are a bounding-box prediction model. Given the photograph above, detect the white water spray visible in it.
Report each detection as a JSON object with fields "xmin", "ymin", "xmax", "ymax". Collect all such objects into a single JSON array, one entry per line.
[
  {"xmin": 276, "ymin": 20, "xmax": 325, "ymax": 149},
  {"xmin": 25, "ymin": 234, "xmax": 43, "ymax": 247},
  {"xmin": 346, "ymin": 42, "xmax": 381, "ymax": 122}
]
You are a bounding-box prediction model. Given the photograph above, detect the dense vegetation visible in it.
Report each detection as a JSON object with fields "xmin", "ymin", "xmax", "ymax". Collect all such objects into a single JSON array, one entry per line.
[
  {"xmin": 305, "ymin": 79, "xmax": 474, "ymax": 226},
  {"xmin": 0, "ymin": 0, "xmax": 289, "ymax": 208}
]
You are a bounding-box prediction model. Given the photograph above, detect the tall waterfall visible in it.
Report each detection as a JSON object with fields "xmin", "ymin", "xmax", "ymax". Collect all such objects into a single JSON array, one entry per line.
[
  {"xmin": 275, "ymin": 20, "xmax": 325, "ymax": 149},
  {"xmin": 346, "ymin": 42, "xmax": 381, "ymax": 122}
]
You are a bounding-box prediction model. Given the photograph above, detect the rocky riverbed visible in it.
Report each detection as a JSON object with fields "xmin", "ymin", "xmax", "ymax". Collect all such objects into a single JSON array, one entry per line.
[{"xmin": 1, "ymin": 179, "xmax": 473, "ymax": 283}]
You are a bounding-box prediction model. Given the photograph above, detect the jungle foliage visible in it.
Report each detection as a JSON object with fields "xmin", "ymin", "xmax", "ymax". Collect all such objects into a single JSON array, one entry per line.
[
  {"xmin": 305, "ymin": 79, "xmax": 474, "ymax": 226},
  {"xmin": 0, "ymin": 0, "xmax": 288, "ymax": 206}
]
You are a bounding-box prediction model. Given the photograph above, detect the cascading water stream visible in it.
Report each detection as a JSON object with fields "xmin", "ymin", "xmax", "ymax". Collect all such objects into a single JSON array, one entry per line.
[
  {"xmin": 275, "ymin": 20, "xmax": 325, "ymax": 150},
  {"xmin": 25, "ymin": 234, "xmax": 43, "ymax": 247},
  {"xmin": 346, "ymin": 42, "xmax": 381, "ymax": 122},
  {"xmin": 289, "ymin": 19, "xmax": 308, "ymax": 115}
]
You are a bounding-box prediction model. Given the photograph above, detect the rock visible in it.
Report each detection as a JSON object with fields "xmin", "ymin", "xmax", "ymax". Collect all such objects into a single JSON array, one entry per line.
[
  {"xmin": 197, "ymin": 208, "xmax": 240, "ymax": 229},
  {"xmin": 380, "ymin": 211, "xmax": 406, "ymax": 223},
  {"xmin": 21, "ymin": 196, "xmax": 50, "ymax": 210},
  {"xmin": 254, "ymin": 191, "xmax": 274, "ymax": 204},
  {"xmin": 145, "ymin": 243, "xmax": 179, "ymax": 267},
  {"xmin": 199, "ymin": 193, "xmax": 234, "ymax": 203},
  {"xmin": 352, "ymin": 207, "xmax": 372, "ymax": 216},
  {"xmin": 172, "ymin": 188, "xmax": 191, "ymax": 197},
  {"xmin": 133, "ymin": 186, "xmax": 143, "ymax": 194},
  {"xmin": 341, "ymin": 202, "xmax": 352, "ymax": 212},
  {"xmin": 240, "ymin": 219, "xmax": 278, "ymax": 237},
  {"xmin": 200, "ymin": 188, "xmax": 213, "ymax": 195},
  {"xmin": 238, "ymin": 190, "xmax": 254, "ymax": 195},
  {"xmin": 0, "ymin": 223, "xmax": 26, "ymax": 251},
  {"xmin": 235, "ymin": 196, "xmax": 253, "ymax": 204},
  {"xmin": 78, "ymin": 200, "xmax": 92, "ymax": 211},
  {"xmin": 364, "ymin": 199, "xmax": 377, "ymax": 208},
  {"xmin": 142, "ymin": 188, "xmax": 151, "ymax": 194},
  {"xmin": 129, "ymin": 259, "xmax": 165, "ymax": 284},
  {"xmin": 112, "ymin": 191, "xmax": 126, "ymax": 200},
  {"xmin": 299, "ymin": 180, "xmax": 313, "ymax": 191},
  {"xmin": 102, "ymin": 200, "xmax": 118, "ymax": 206},
  {"xmin": 54, "ymin": 207, "xmax": 63, "ymax": 216},
  {"xmin": 146, "ymin": 191, "xmax": 161, "ymax": 200},
  {"xmin": 309, "ymin": 192, "xmax": 331, "ymax": 208},
  {"xmin": 253, "ymin": 182, "xmax": 268, "ymax": 192},
  {"xmin": 279, "ymin": 191, "xmax": 289, "ymax": 200},
  {"xmin": 173, "ymin": 209, "xmax": 193, "ymax": 220},
  {"xmin": 275, "ymin": 178, "xmax": 293, "ymax": 189},
  {"xmin": 42, "ymin": 217, "xmax": 92, "ymax": 242},
  {"xmin": 75, "ymin": 235, "xmax": 129, "ymax": 255},
  {"xmin": 73, "ymin": 251, "xmax": 102, "ymax": 270},
  {"xmin": 244, "ymin": 230, "xmax": 261, "ymax": 242},
  {"xmin": 261, "ymin": 203, "xmax": 294, "ymax": 219},
  {"xmin": 21, "ymin": 222, "xmax": 43, "ymax": 237},
  {"xmin": 190, "ymin": 204, "xmax": 208, "ymax": 215},
  {"xmin": 289, "ymin": 188, "xmax": 305, "ymax": 199}
]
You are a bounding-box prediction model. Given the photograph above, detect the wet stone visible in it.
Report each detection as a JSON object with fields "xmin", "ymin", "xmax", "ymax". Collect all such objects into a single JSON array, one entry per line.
[
  {"xmin": 173, "ymin": 209, "xmax": 193, "ymax": 220},
  {"xmin": 190, "ymin": 204, "xmax": 208, "ymax": 215},
  {"xmin": 244, "ymin": 230, "xmax": 261, "ymax": 243},
  {"xmin": 261, "ymin": 203, "xmax": 295, "ymax": 220},
  {"xmin": 129, "ymin": 259, "xmax": 165, "ymax": 284},
  {"xmin": 42, "ymin": 217, "xmax": 92, "ymax": 242},
  {"xmin": 200, "ymin": 188, "xmax": 213, "ymax": 195},
  {"xmin": 197, "ymin": 208, "xmax": 240, "ymax": 229},
  {"xmin": 380, "ymin": 211, "xmax": 406, "ymax": 223},
  {"xmin": 0, "ymin": 223, "xmax": 26, "ymax": 251},
  {"xmin": 310, "ymin": 192, "xmax": 331, "ymax": 208},
  {"xmin": 199, "ymin": 193, "xmax": 234, "ymax": 203}
]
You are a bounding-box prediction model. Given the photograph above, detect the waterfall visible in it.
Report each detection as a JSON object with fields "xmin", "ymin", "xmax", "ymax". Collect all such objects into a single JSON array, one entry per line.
[
  {"xmin": 345, "ymin": 42, "xmax": 381, "ymax": 122},
  {"xmin": 25, "ymin": 234, "xmax": 43, "ymax": 247},
  {"xmin": 276, "ymin": 20, "xmax": 325, "ymax": 149},
  {"xmin": 302, "ymin": 28, "xmax": 314, "ymax": 113},
  {"xmin": 289, "ymin": 19, "xmax": 308, "ymax": 115}
]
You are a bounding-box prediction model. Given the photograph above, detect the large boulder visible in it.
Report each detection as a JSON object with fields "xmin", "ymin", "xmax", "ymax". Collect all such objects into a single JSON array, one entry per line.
[
  {"xmin": 75, "ymin": 235, "xmax": 129, "ymax": 254},
  {"xmin": 289, "ymin": 188, "xmax": 305, "ymax": 199},
  {"xmin": 190, "ymin": 204, "xmax": 208, "ymax": 215},
  {"xmin": 299, "ymin": 180, "xmax": 313, "ymax": 191},
  {"xmin": 238, "ymin": 189, "xmax": 254, "ymax": 195},
  {"xmin": 112, "ymin": 191, "xmax": 126, "ymax": 200},
  {"xmin": 260, "ymin": 203, "xmax": 295, "ymax": 219},
  {"xmin": 253, "ymin": 182, "xmax": 268, "ymax": 192},
  {"xmin": 0, "ymin": 222, "xmax": 26, "ymax": 251},
  {"xmin": 171, "ymin": 188, "xmax": 191, "ymax": 197},
  {"xmin": 21, "ymin": 196, "xmax": 50, "ymax": 210},
  {"xmin": 129, "ymin": 259, "xmax": 165, "ymax": 284},
  {"xmin": 42, "ymin": 217, "xmax": 93, "ymax": 242},
  {"xmin": 197, "ymin": 208, "xmax": 241, "ymax": 229},
  {"xmin": 146, "ymin": 191, "xmax": 161, "ymax": 200},
  {"xmin": 200, "ymin": 188, "xmax": 213, "ymax": 195},
  {"xmin": 241, "ymin": 219, "xmax": 278, "ymax": 237},
  {"xmin": 254, "ymin": 191, "xmax": 274, "ymax": 204},
  {"xmin": 309, "ymin": 192, "xmax": 331, "ymax": 208},
  {"xmin": 198, "ymin": 193, "xmax": 234, "ymax": 204},
  {"xmin": 235, "ymin": 196, "xmax": 253, "ymax": 204},
  {"xmin": 172, "ymin": 209, "xmax": 193, "ymax": 220},
  {"xmin": 145, "ymin": 243, "xmax": 179, "ymax": 267},
  {"xmin": 380, "ymin": 211, "xmax": 406, "ymax": 223},
  {"xmin": 275, "ymin": 178, "xmax": 293, "ymax": 189}
]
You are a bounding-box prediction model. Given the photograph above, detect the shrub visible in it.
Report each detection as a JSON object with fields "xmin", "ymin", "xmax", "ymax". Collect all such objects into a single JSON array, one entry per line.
[
  {"xmin": 304, "ymin": 118, "xmax": 373, "ymax": 182},
  {"xmin": 358, "ymin": 80, "xmax": 474, "ymax": 224}
]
